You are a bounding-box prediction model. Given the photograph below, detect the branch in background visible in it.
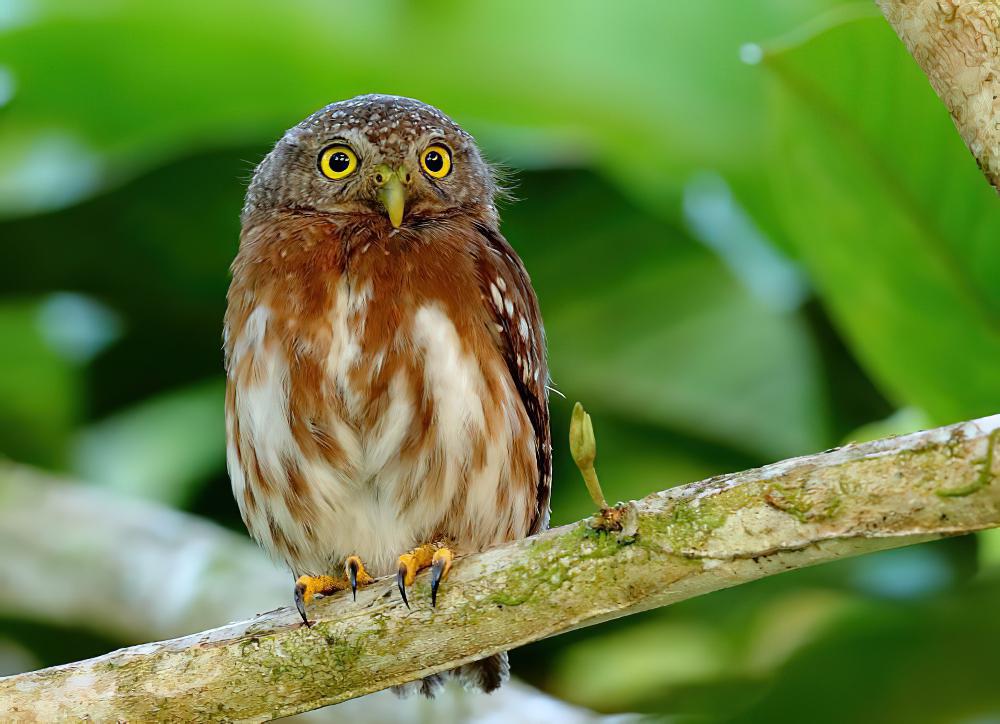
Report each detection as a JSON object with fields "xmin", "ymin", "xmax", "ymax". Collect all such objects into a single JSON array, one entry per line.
[
  {"xmin": 0, "ymin": 465, "xmax": 286, "ymax": 642},
  {"xmin": 0, "ymin": 466, "xmax": 625, "ymax": 724},
  {"xmin": 1, "ymin": 415, "xmax": 998, "ymax": 721},
  {"xmin": 877, "ymin": 0, "xmax": 1000, "ymax": 189}
]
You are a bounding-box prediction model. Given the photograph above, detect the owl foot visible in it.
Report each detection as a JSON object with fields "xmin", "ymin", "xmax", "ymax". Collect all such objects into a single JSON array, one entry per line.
[
  {"xmin": 396, "ymin": 542, "xmax": 454, "ymax": 609},
  {"xmin": 345, "ymin": 555, "xmax": 374, "ymax": 600},
  {"xmin": 294, "ymin": 555, "xmax": 373, "ymax": 625}
]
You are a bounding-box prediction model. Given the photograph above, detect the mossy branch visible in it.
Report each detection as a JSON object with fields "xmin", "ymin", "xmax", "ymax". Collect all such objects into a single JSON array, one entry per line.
[
  {"xmin": 877, "ymin": 0, "xmax": 1000, "ymax": 190},
  {"xmin": 0, "ymin": 464, "xmax": 616, "ymax": 722},
  {"xmin": 2, "ymin": 414, "xmax": 1000, "ymax": 721}
]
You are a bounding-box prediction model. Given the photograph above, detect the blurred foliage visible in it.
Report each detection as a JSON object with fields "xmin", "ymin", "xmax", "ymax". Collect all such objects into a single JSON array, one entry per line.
[
  {"xmin": 764, "ymin": 13, "xmax": 1000, "ymax": 424},
  {"xmin": 0, "ymin": 298, "xmax": 80, "ymax": 467},
  {"xmin": 1, "ymin": 0, "xmax": 998, "ymax": 721}
]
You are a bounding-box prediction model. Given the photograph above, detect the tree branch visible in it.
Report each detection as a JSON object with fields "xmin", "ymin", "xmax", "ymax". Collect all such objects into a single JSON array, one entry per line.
[
  {"xmin": 2, "ymin": 415, "xmax": 999, "ymax": 721},
  {"xmin": 0, "ymin": 465, "xmax": 289, "ymax": 643},
  {"xmin": 0, "ymin": 466, "xmax": 622, "ymax": 723},
  {"xmin": 876, "ymin": 0, "xmax": 1000, "ymax": 190}
]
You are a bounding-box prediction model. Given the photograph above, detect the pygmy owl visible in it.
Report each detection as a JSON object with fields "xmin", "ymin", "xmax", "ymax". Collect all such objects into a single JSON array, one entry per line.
[{"xmin": 224, "ymin": 95, "xmax": 552, "ymax": 695}]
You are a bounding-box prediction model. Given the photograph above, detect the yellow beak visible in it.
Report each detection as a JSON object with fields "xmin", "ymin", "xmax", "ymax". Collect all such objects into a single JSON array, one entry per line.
[{"xmin": 376, "ymin": 171, "xmax": 406, "ymax": 228}]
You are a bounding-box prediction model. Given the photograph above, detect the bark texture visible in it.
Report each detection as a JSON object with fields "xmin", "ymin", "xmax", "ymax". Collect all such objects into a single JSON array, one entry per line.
[
  {"xmin": 877, "ymin": 0, "xmax": 1000, "ymax": 189},
  {"xmin": 1, "ymin": 414, "xmax": 999, "ymax": 721}
]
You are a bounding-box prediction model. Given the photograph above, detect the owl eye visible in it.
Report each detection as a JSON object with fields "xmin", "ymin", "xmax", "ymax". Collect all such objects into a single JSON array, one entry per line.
[
  {"xmin": 318, "ymin": 144, "xmax": 358, "ymax": 180},
  {"xmin": 420, "ymin": 145, "xmax": 452, "ymax": 179}
]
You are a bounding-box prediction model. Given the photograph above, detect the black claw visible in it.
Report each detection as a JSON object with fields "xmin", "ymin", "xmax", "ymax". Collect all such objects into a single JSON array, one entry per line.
[
  {"xmin": 347, "ymin": 559, "xmax": 359, "ymax": 601},
  {"xmin": 294, "ymin": 582, "xmax": 311, "ymax": 626},
  {"xmin": 397, "ymin": 564, "xmax": 410, "ymax": 609},
  {"xmin": 430, "ymin": 558, "xmax": 446, "ymax": 608}
]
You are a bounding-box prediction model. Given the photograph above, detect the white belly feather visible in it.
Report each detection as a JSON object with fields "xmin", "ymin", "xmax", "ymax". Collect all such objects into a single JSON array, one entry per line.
[{"xmin": 226, "ymin": 281, "xmax": 533, "ymax": 577}]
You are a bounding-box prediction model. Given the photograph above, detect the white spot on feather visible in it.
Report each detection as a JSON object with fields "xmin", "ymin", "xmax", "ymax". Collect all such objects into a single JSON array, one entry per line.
[
  {"xmin": 326, "ymin": 280, "xmax": 371, "ymax": 416},
  {"xmin": 413, "ymin": 305, "xmax": 486, "ymax": 449},
  {"xmin": 490, "ymin": 283, "xmax": 503, "ymax": 311},
  {"xmin": 230, "ymin": 305, "xmax": 269, "ymax": 377}
]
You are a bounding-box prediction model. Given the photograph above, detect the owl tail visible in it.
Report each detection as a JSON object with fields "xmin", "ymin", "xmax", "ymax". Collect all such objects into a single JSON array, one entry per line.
[
  {"xmin": 449, "ymin": 651, "xmax": 510, "ymax": 693},
  {"xmin": 391, "ymin": 652, "xmax": 510, "ymax": 698}
]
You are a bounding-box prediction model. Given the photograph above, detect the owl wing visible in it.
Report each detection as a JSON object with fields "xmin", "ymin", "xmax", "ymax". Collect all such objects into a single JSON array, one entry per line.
[{"xmin": 474, "ymin": 222, "xmax": 552, "ymax": 534}]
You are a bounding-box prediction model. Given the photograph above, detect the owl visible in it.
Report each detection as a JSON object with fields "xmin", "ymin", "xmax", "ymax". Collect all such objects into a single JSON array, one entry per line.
[{"xmin": 224, "ymin": 95, "xmax": 552, "ymax": 696}]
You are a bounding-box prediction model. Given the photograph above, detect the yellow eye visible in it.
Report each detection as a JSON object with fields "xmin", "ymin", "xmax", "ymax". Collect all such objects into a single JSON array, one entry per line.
[
  {"xmin": 318, "ymin": 144, "xmax": 358, "ymax": 180},
  {"xmin": 420, "ymin": 145, "xmax": 452, "ymax": 179}
]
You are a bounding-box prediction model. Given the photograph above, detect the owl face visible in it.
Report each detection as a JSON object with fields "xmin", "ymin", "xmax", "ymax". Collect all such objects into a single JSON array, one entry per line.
[{"xmin": 244, "ymin": 95, "xmax": 497, "ymax": 227}]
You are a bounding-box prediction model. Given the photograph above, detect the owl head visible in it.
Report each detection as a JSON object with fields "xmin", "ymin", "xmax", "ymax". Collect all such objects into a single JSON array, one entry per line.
[{"xmin": 243, "ymin": 94, "xmax": 498, "ymax": 228}]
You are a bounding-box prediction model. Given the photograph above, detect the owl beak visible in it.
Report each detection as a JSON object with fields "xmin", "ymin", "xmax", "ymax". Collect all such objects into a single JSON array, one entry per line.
[{"xmin": 375, "ymin": 166, "xmax": 408, "ymax": 228}]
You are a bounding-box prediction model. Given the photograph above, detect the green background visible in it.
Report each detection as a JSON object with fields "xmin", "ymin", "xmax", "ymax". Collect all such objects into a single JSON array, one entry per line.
[{"xmin": 2, "ymin": 1, "xmax": 999, "ymax": 720}]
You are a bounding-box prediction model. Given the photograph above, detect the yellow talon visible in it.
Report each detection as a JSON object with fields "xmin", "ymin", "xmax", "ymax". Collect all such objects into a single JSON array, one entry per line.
[
  {"xmin": 430, "ymin": 547, "xmax": 453, "ymax": 607},
  {"xmin": 344, "ymin": 555, "xmax": 373, "ymax": 599},
  {"xmin": 294, "ymin": 574, "xmax": 345, "ymax": 625},
  {"xmin": 396, "ymin": 542, "xmax": 454, "ymax": 608},
  {"xmin": 397, "ymin": 547, "xmax": 433, "ymax": 588},
  {"xmin": 294, "ymin": 555, "xmax": 373, "ymax": 625}
]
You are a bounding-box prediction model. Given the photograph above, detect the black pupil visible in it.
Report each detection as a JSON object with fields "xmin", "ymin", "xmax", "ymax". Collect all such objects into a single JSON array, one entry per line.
[
  {"xmin": 425, "ymin": 150, "xmax": 443, "ymax": 172},
  {"xmin": 328, "ymin": 151, "xmax": 350, "ymax": 172}
]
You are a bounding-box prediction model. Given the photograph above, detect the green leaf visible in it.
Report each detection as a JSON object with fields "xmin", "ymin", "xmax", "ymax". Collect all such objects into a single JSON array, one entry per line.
[
  {"xmin": 547, "ymin": 589, "xmax": 854, "ymax": 714},
  {"xmin": 762, "ymin": 14, "xmax": 1000, "ymax": 424},
  {"xmin": 550, "ymin": 619, "xmax": 733, "ymax": 709},
  {"xmin": 843, "ymin": 407, "xmax": 931, "ymax": 444},
  {"xmin": 510, "ymin": 171, "xmax": 830, "ymax": 459},
  {"xmin": 0, "ymin": 0, "xmax": 844, "ymax": 217},
  {"xmin": 72, "ymin": 378, "xmax": 225, "ymax": 506},
  {"xmin": 729, "ymin": 580, "xmax": 1000, "ymax": 723},
  {"xmin": 0, "ymin": 299, "xmax": 81, "ymax": 467}
]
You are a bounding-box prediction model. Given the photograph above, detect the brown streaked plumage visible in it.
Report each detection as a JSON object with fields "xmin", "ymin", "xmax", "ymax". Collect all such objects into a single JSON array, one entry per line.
[{"xmin": 224, "ymin": 95, "xmax": 551, "ymax": 696}]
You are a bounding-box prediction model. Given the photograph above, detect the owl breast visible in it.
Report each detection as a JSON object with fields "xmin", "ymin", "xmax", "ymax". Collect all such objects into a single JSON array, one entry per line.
[{"xmin": 225, "ymin": 272, "xmax": 538, "ymax": 578}]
